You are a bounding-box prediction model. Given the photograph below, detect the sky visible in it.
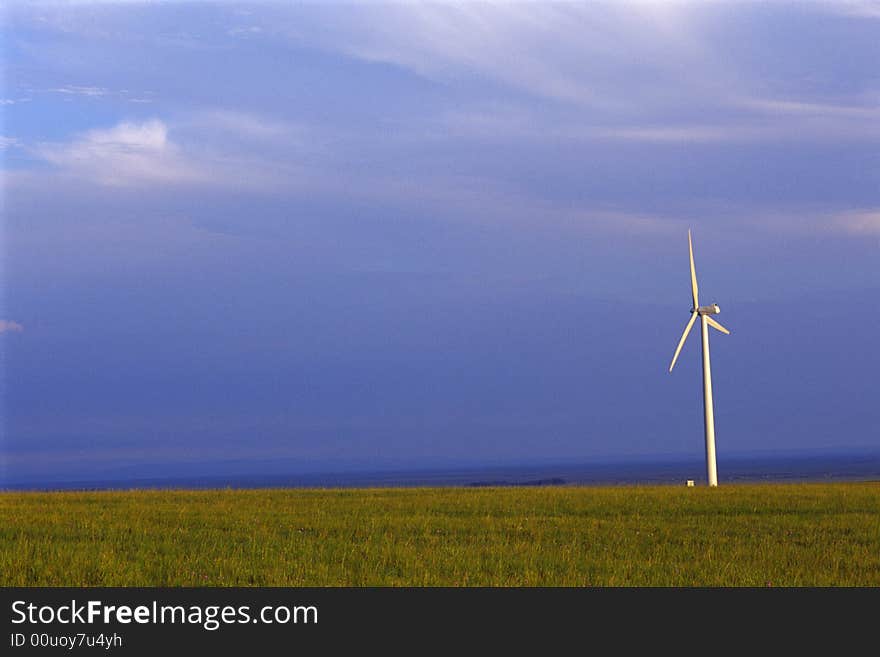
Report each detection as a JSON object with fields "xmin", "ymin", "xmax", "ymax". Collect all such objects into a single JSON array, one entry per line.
[{"xmin": 1, "ymin": 1, "xmax": 879, "ymax": 485}]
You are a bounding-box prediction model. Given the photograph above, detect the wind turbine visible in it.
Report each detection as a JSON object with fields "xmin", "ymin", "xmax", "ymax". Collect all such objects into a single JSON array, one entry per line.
[{"xmin": 669, "ymin": 230, "xmax": 730, "ymax": 487}]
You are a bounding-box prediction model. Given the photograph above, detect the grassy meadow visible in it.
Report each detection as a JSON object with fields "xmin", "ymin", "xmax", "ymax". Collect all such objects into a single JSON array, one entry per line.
[{"xmin": 1, "ymin": 483, "xmax": 878, "ymax": 586}]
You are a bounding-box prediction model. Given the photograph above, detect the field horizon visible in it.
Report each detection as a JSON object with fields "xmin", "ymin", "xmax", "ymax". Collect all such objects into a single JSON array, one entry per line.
[
  {"xmin": 3, "ymin": 481, "xmax": 878, "ymax": 587},
  {"xmin": 6, "ymin": 447, "xmax": 879, "ymax": 491}
]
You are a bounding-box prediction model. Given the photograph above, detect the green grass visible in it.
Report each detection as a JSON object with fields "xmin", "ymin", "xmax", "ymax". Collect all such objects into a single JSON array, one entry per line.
[{"xmin": 1, "ymin": 483, "xmax": 878, "ymax": 586}]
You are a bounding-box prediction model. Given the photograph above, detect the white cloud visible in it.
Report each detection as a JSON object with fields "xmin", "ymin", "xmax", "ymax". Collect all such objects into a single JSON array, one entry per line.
[
  {"xmin": 833, "ymin": 210, "xmax": 880, "ymax": 236},
  {"xmin": 826, "ymin": 1, "xmax": 880, "ymax": 19},
  {"xmin": 743, "ymin": 207, "xmax": 880, "ymax": 239},
  {"xmin": 34, "ymin": 119, "xmax": 210, "ymax": 187},
  {"xmin": 0, "ymin": 320, "xmax": 25, "ymax": 334},
  {"xmin": 27, "ymin": 115, "xmax": 307, "ymax": 191}
]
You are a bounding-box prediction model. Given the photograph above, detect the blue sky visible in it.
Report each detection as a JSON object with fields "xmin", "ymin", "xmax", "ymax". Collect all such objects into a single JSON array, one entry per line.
[{"xmin": 2, "ymin": 1, "xmax": 879, "ymax": 484}]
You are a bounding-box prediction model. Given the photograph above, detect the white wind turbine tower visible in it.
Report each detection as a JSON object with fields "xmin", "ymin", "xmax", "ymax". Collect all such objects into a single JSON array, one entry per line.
[{"xmin": 669, "ymin": 230, "xmax": 730, "ymax": 487}]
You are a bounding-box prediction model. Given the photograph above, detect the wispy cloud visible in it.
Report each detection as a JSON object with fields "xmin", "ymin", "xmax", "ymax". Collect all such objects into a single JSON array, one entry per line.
[
  {"xmin": 742, "ymin": 97, "xmax": 880, "ymax": 119},
  {"xmin": 343, "ymin": 164, "xmax": 686, "ymax": 239},
  {"xmin": 228, "ymin": 26, "xmax": 262, "ymax": 38},
  {"xmin": 1, "ymin": 136, "xmax": 21, "ymax": 150},
  {"xmin": 278, "ymin": 3, "xmax": 715, "ymax": 113},
  {"xmin": 275, "ymin": 4, "xmax": 880, "ymax": 145},
  {"xmin": 48, "ymin": 85, "xmax": 112, "ymax": 97},
  {"xmin": 185, "ymin": 109, "xmax": 305, "ymax": 143},
  {"xmin": 437, "ymin": 107, "xmax": 745, "ymax": 144},
  {"xmin": 6, "ymin": 0, "xmax": 180, "ymax": 5},
  {"xmin": 593, "ymin": 112, "xmax": 880, "ymax": 143},
  {"xmin": 733, "ymin": 96, "xmax": 880, "ymax": 141},
  {"xmin": 0, "ymin": 320, "xmax": 25, "ymax": 334},
  {"xmin": 38, "ymin": 85, "xmax": 155, "ymax": 102},
  {"xmin": 438, "ymin": 100, "xmax": 880, "ymax": 145}
]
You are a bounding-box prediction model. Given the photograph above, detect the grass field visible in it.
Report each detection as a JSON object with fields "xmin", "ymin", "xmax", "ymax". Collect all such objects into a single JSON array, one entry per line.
[{"xmin": 1, "ymin": 483, "xmax": 878, "ymax": 586}]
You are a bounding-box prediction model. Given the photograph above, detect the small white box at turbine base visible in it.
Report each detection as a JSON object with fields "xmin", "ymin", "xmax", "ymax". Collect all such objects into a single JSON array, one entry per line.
[{"xmin": 686, "ymin": 480, "xmax": 695, "ymax": 487}]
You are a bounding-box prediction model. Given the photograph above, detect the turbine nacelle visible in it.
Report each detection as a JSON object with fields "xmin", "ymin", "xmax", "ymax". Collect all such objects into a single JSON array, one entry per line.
[{"xmin": 696, "ymin": 304, "xmax": 720, "ymax": 315}]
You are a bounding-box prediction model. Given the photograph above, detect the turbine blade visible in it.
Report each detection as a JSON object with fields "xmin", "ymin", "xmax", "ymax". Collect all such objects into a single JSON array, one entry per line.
[
  {"xmin": 669, "ymin": 312, "xmax": 698, "ymax": 372},
  {"xmin": 705, "ymin": 316, "xmax": 730, "ymax": 335},
  {"xmin": 688, "ymin": 229, "xmax": 699, "ymax": 309}
]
